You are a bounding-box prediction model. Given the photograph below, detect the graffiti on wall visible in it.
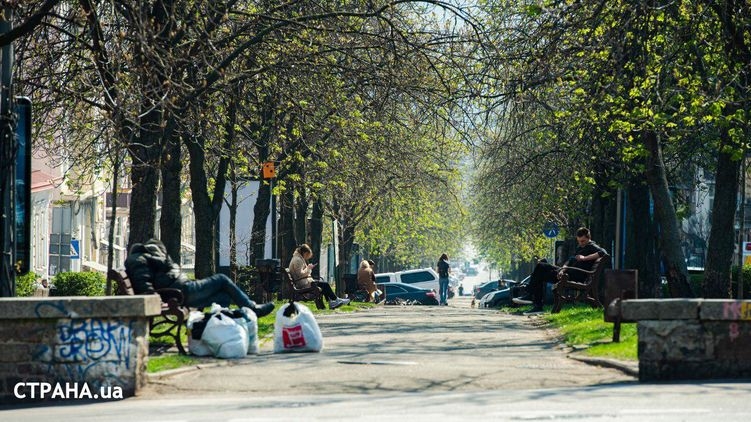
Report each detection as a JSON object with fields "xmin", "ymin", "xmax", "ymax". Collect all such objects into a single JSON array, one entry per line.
[{"xmin": 31, "ymin": 301, "xmax": 137, "ymax": 390}]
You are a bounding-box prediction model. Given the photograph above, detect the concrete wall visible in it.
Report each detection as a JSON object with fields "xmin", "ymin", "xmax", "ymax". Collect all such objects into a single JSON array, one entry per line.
[
  {"xmin": 622, "ymin": 299, "xmax": 751, "ymax": 381},
  {"xmin": 0, "ymin": 296, "xmax": 161, "ymax": 404}
]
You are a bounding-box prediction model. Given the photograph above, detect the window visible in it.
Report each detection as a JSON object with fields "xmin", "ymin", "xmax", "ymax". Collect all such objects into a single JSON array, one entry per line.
[
  {"xmin": 49, "ymin": 206, "xmax": 72, "ymax": 275},
  {"xmin": 375, "ymin": 275, "xmax": 391, "ymax": 283},
  {"xmin": 400, "ymin": 271, "xmax": 435, "ymax": 284},
  {"xmin": 387, "ymin": 285, "xmax": 407, "ymax": 293}
]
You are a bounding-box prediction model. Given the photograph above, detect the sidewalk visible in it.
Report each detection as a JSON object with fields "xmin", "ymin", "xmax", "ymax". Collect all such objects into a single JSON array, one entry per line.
[{"xmin": 142, "ymin": 296, "xmax": 636, "ymax": 399}]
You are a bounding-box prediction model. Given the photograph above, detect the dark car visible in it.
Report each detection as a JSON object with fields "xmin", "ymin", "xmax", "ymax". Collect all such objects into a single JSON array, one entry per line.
[
  {"xmin": 510, "ymin": 275, "xmax": 554, "ymax": 305},
  {"xmin": 479, "ymin": 288, "xmax": 512, "ymax": 308},
  {"xmin": 473, "ymin": 280, "xmax": 500, "ymax": 299},
  {"xmin": 380, "ymin": 282, "xmax": 439, "ymax": 305}
]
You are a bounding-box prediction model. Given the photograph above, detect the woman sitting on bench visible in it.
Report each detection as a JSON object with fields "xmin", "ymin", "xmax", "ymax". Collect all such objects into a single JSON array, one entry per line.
[{"xmin": 289, "ymin": 244, "xmax": 350, "ymax": 309}]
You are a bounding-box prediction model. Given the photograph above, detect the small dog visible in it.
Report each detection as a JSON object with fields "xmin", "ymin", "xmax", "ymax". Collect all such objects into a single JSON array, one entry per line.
[{"xmin": 471, "ymin": 298, "xmax": 476, "ymax": 308}]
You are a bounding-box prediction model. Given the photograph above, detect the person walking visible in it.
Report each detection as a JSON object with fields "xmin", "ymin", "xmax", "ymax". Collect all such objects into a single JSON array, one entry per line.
[{"xmin": 437, "ymin": 253, "xmax": 451, "ymax": 306}]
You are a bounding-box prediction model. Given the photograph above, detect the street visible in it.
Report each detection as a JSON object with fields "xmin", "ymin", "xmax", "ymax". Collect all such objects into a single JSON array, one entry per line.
[{"xmin": 2, "ymin": 296, "xmax": 751, "ymax": 421}]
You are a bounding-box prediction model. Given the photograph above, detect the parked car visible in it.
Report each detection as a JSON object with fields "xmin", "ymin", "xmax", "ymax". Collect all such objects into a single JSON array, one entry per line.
[
  {"xmin": 375, "ymin": 268, "xmax": 440, "ymax": 292},
  {"xmin": 473, "ymin": 280, "xmax": 500, "ymax": 299},
  {"xmin": 380, "ymin": 282, "xmax": 439, "ymax": 305},
  {"xmin": 509, "ymin": 275, "xmax": 554, "ymax": 305},
  {"xmin": 478, "ymin": 288, "xmax": 512, "ymax": 308}
]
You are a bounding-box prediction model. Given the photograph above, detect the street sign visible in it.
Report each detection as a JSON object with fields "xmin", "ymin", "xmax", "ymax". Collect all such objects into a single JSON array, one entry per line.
[
  {"xmin": 543, "ymin": 222, "xmax": 559, "ymax": 238},
  {"xmin": 70, "ymin": 239, "xmax": 80, "ymax": 260}
]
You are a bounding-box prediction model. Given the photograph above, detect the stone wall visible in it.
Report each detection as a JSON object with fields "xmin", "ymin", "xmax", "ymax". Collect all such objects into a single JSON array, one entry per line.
[
  {"xmin": 622, "ymin": 299, "xmax": 751, "ymax": 381},
  {"xmin": 0, "ymin": 296, "xmax": 161, "ymax": 404}
]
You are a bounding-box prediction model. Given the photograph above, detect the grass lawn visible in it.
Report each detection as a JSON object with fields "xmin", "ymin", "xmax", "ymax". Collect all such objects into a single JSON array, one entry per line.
[
  {"xmin": 147, "ymin": 299, "xmax": 376, "ymax": 373},
  {"xmin": 498, "ymin": 303, "xmax": 637, "ymax": 361},
  {"xmin": 543, "ymin": 305, "xmax": 637, "ymax": 360}
]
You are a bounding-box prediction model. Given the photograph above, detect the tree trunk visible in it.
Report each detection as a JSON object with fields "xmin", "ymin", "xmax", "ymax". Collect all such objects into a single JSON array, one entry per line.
[
  {"xmin": 336, "ymin": 218, "xmax": 356, "ymax": 295},
  {"xmin": 278, "ymin": 187, "xmax": 297, "ymax": 267},
  {"xmin": 643, "ymin": 130, "xmax": 693, "ymax": 297},
  {"xmin": 127, "ymin": 131, "xmax": 160, "ymax": 250},
  {"xmin": 295, "ymin": 191, "xmax": 308, "ymax": 246},
  {"xmin": 703, "ymin": 132, "xmax": 741, "ymax": 298},
  {"xmin": 625, "ymin": 179, "xmax": 661, "ymax": 298},
  {"xmin": 229, "ymin": 164, "xmax": 238, "ymax": 280},
  {"xmin": 309, "ymin": 198, "xmax": 324, "ymax": 279},
  {"xmin": 186, "ymin": 134, "xmax": 214, "ymax": 278},
  {"xmin": 160, "ymin": 136, "xmax": 182, "ymax": 263},
  {"xmin": 591, "ymin": 184, "xmax": 617, "ymax": 264},
  {"xmin": 250, "ymin": 182, "xmax": 271, "ymax": 264}
]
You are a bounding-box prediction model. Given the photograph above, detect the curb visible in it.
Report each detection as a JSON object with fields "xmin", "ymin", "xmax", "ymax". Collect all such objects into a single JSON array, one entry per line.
[
  {"xmin": 147, "ymin": 333, "xmax": 276, "ymax": 381},
  {"xmin": 567, "ymin": 353, "xmax": 639, "ymax": 377}
]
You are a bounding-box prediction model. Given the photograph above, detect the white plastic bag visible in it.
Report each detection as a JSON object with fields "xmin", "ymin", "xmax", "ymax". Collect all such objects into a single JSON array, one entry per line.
[
  {"xmin": 273, "ymin": 302, "xmax": 323, "ymax": 353},
  {"xmin": 238, "ymin": 307, "xmax": 259, "ymax": 354},
  {"xmin": 186, "ymin": 310, "xmax": 212, "ymax": 356},
  {"xmin": 202, "ymin": 309, "xmax": 248, "ymax": 358}
]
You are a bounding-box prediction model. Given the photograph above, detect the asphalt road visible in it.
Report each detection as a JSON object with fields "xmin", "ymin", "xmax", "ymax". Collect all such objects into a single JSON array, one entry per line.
[{"xmin": 3, "ymin": 296, "xmax": 751, "ymax": 421}]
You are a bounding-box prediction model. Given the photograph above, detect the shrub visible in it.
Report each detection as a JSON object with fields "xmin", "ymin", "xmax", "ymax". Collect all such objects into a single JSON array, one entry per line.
[
  {"xmin": 51, "ymin": 271, "xmax": 106, "ymax": 296},
  {"xmin": 731, "ymin": 265, "xmax": 751, "ymax": 299},
  {"xmin": 15, "ymin": 272, "xmax": 41, "ymax": 297}
]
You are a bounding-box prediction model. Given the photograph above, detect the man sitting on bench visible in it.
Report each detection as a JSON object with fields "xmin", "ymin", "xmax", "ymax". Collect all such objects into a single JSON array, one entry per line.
[
  {"xmin": 512, "ymin": 227, "xmax": 607, "ymax": 314},
  {"xmin": 125, "ymin": 239, "xmax": 275, "ymax": 317},
  {"xmin": 289, "ymin": 244, "xmax": 350, "ymax": 309}
]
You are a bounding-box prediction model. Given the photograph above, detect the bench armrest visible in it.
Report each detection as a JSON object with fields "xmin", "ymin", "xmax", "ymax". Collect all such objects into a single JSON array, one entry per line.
[{"xmin": 155, "ymin": 288, "xmax": 184, "ymax": 305}]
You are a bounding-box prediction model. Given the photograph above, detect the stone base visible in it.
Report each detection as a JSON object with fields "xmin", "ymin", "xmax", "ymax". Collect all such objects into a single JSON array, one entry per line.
[
  {"xmin": 623, "ymin": 299, "xmax": 751, "ymax": 382},
  {"xmin": 0, "ymin": 296, "xmax": 160, "ymax": 404}
]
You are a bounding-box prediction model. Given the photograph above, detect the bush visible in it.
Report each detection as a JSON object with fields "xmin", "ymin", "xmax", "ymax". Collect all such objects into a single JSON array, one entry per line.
[
  {"xmin": 15, "ymin": 272, "xmax": 41, "ymax": 297},
  {"xmin": 731, "ymin": 265, "xmax": 751, "ymax": 299},
  {"xmin": 51, "ymin": 271, "xmax": 106, "ymax": 296}
]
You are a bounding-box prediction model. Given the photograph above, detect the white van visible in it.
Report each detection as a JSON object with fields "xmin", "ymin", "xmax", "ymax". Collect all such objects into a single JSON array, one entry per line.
[{"xmin": 375, "ymin": 268, "xmax": 440, "ymax": 292}]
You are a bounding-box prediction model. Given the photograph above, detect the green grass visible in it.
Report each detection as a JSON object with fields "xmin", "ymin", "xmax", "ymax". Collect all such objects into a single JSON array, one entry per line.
[
  {"xmin": 147, "ymin": 299, "xmax": 376, "ymax": 373},
  {"xmin": 543, "ymin": 305, "xmax": 637, "ymax": 360}
]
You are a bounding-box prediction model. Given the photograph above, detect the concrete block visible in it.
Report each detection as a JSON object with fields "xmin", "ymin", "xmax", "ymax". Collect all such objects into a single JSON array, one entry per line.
[
  {"xmin": 700, "ymin": 300, "xmax": 751, "ymax": 321},
  {"xmin": 637, "ymin": 320, "xmax": 708, "ymax": 361},
  {"xmin": 0, "ymin": 296, "xmax": 161, "ymax": 319},
  {"xmin": 621, "ymin": 299, "xmax": 702, "ymax": 321},
  {"xmin": 0, "ymin": 296, "xmax": 158, "ymax": 404}
]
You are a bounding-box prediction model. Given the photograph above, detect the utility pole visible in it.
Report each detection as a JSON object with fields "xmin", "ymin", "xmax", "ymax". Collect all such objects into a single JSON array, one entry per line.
[{"xmin": 0, "ymin": 5, "xmax": 14, "ymax": 297}]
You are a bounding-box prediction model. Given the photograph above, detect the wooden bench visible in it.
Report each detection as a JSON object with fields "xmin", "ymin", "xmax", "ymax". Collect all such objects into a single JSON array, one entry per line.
[
  {"xmin": 282, "ymin": 268, "xmax": 326, "ymax": 310},
  {"xmin": 551, "ymin": 255, "xmax": 610, "ymax": 313},
  {"xmin": 108, "ymin": 269, "xmax": 190, "ymax": 354}
]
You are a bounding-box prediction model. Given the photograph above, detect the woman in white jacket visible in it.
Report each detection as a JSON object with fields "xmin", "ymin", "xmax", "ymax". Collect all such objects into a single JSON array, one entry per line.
[{"xmin": 289, "ymin": 244, "xmax": 350, "ymax": 309}]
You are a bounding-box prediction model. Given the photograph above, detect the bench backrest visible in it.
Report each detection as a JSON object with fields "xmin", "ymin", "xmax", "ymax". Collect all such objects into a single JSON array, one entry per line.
[
  {"xmin": 283, "ymin": 268, "xmax": 295, "ymax": 286},
  {"xmin": 589, "ymin": 255, "xmax": 610, "ymax": 283},
  {"xmin": 108, "ymin": 269, "xmax": 135, "ymax": 296}
]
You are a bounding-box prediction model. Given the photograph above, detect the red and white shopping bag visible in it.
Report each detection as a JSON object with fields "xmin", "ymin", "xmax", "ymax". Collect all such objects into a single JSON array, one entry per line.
[{"xmin": 273, "ymin": 302, "xmax": 323, "ymax": 353}]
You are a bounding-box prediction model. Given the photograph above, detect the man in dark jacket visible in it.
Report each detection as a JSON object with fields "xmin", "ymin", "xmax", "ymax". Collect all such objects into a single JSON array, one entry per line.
[
  {"xmin": 513, "ymin": 227, "xmax": 608, "ymax": 314},
  {"xmin": 125, "ymin": 239, "xmax": 274, "ymax": 317}
]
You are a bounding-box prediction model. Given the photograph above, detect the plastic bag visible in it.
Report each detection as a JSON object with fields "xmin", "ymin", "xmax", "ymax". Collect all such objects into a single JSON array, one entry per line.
[
  {"xmin": 202, "ymin": 308, "xmax": 248, "ymax": 358},
  {"xmin": 187, "ymin": 304, "xmax": 258, "ymax": 357},
  {"xmin": 273, "ymin": 302, "xmax": 323, "ymax": 353},
  {"xmin": 186, "ymin": 310, "xmax": 213, "ymax": 356},
  {"xmin": 238, "ymin": 307, "xmax": 259, "ymax": 354}
]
